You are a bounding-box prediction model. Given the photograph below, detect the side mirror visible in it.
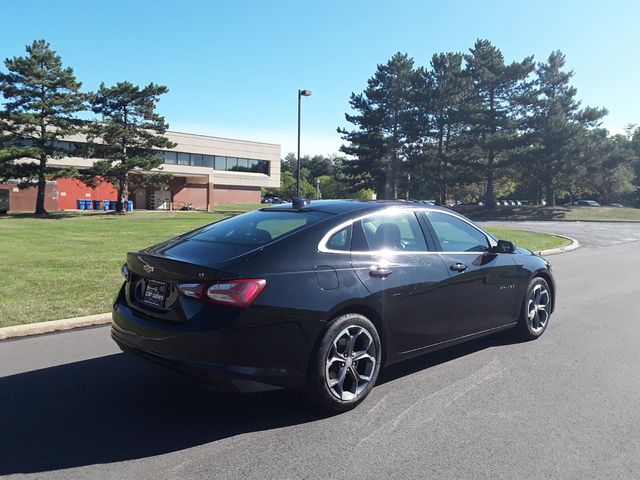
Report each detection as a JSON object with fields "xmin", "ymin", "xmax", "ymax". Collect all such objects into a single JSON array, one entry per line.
[{"xmin": 491, "ymin": 239, "xmax": 516, "ymax": 254}]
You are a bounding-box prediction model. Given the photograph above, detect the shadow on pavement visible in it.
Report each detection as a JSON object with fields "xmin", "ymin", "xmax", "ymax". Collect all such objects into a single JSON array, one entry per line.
[{"xmin": 0, "ymin": 331, "xmax": 518, "ymax": 475}]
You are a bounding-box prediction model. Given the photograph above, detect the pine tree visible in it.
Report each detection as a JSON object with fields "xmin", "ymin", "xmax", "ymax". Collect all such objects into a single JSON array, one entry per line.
[
  {"xmin": 82, "ymin": 82, "xmax": 175, "ymax": 213},
  {"xmin": 465, "ymin": 39, "xmax": 534, "ymax": 208},
  {"xmin": 424, "ymin": 52, "xmax": 473, "ymax": 204},
  {"xmin": 339, "ymin": 53, "xmax": 420, "ymax": 199},
  {"xmin": 528, "ymin": 51, "xmax": 607, "ymax": 206},
  {"xmin": 0, "ymin": 40, "xmax": 84, "ymax": 214}
]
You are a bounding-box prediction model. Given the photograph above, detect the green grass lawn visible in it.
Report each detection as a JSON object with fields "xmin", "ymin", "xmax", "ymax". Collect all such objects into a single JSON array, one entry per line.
[
  {"xmin": 485, "ymin": 227, "xmax": 571, "ymax": 252},
  {"xmin": 0, "ymin": 206, "xmax": 569, "ymax": 328},
  {"xmin": 0, "ymin": 211, "xmax": 224, "ymax": 328}
]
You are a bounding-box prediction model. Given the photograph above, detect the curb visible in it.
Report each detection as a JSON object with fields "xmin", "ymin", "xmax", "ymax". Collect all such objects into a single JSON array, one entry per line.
[
  {"xmin": 0, "ymin": 313, "xmax": 111, "ymax": 341},
  {"xmin": 534, "ymin": 233, "xmax": 580, "ymax": 256}
]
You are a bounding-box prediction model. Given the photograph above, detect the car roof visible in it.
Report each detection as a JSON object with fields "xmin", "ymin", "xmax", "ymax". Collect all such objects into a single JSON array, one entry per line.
[{"xmin": 260, "ymin": 199, "xmax": 454, "ymax": 216}]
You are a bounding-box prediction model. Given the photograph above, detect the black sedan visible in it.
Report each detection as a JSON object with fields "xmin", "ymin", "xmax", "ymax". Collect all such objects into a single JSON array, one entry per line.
[{"xmin": 112, "ymin": 199, "xmax": 555, "ymax": 412}]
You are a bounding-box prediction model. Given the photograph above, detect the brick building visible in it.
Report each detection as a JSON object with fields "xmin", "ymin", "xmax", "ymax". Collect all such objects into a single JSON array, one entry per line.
[{"xmin": 1, "ymin": 130, "xmax": 281, "ymax": 212}]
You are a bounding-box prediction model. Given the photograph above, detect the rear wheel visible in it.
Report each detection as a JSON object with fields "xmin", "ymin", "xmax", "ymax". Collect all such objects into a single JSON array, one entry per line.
[
  {"xmin": 516, "ymin": 277, "xmax": 552, "ymax": 340},
  {"xmin": 306, "ymin": 313, "xmax": 381, "ymax": 413}
]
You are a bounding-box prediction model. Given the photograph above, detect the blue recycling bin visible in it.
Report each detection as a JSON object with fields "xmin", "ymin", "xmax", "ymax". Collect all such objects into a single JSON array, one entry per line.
[
  {"xmin": 84, "ymin": 199, "xmax": 93, "ymax": 210},
  {"xmin": 109, "ymin": 200, "xmax": 116, "ymax": 210},
  {"xmin": 77, "ymin": 199, "xmax": 85, "ymax": 210},
  {"xmin": 103, "ymin": 200, "xmax": 110, "ymax": 211},
  {"xmin": 93, "ymin": 200, "xmax": 102, "ymax": 210},
  {"xmin": 127, "ymin": 200, "xmax": 133, "ymax": 212}
]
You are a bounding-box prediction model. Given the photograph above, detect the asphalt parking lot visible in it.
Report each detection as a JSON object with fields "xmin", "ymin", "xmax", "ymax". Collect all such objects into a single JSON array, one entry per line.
[
  {"xmin": 480, "ymin": 220, "xmax": 640, "ymax": 247},
  {"xmin": 1, "ymin": 222, "xmax": 639, "ymax": 479}
]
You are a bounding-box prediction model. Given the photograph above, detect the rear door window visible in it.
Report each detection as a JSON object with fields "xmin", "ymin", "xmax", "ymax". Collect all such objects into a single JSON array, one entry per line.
[{"xmin": 355, "ymin": 211, "xmax": 428, "ymax": 252}]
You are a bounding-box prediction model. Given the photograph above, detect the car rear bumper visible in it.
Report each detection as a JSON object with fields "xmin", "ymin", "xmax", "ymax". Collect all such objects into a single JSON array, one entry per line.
[
  {"xmin": 111, "ymin": 329, "xmax": 284, "ymax": 393},
  {"xmin": 111, "ymin": 291, "xmax": 315, "ymax": 391}
]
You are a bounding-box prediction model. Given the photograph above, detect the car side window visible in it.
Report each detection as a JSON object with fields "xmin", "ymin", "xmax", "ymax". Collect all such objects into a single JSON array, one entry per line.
[
  {"xmin": 357, "ymin": 211, "xmax": 428, "ymax": 252},
  {"xmin": 425, "ymin": 211, "xmax": 489, "ymax": 253},
  {"xmin": 326, "ymin": 225, "xmax": 352, "ymax": 251}
]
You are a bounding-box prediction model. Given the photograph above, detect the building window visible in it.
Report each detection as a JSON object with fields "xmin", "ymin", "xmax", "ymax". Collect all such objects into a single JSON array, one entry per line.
[
  {"xmin": 256, "ymin": 160, "xmax": 269, "ymax": 174},
  {"xmin": 191, "ymin": 154, "xmax": 203, "ymax": 167},
  {"xmin": 237, "ymin": 158, "xmax": 249, "ymax": 171},
  {"xmin": 163, "ymin": 151, "xmax": 177, "ymax": 164},
  {"xmin": 158, "ymin": 149, "xmax": 269, "ymax": 175},
  {"xmin": 203, "ymin": 155, "xmax": 215, "ymax": 168},
  {"xmin": 215, "ymin": 156, "xmax": 226, "ymax": 170},
  {"xmin": 177, "ymin": 152, "xmax": 190, "ymax": 165},
  {"xmin": 226, "ymin": 157, "xmax": 238, "ymax": 170}
]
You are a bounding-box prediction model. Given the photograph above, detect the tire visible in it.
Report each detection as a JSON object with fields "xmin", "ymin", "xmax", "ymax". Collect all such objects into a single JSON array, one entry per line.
[
  {"xmin": 306, "ymin": 313, "xmax": 382, "ymax": 413},
  {"xmin": 515, "ymin": 277, "xmax": 552, "ymax": 341}
]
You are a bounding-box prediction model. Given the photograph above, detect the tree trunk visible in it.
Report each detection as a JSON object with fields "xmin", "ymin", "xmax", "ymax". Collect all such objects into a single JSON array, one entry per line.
[
  {"xmin": 119, "ymin": 108, "xmax": 129, "ymax": 213},
  {"xmin": 537, "ymin": 186, "xmax": 543, "ymax": 206},
  {"xmin": 442, "ymin": 122, "xmax": 452, "ymax": 205},
  {"xmin": 117, "ymin": 177, "xmax": 128, "ymax": 214},
  {"xmin": 437, "ymin": 123, "xmax": 446, "ymax": 205},
  {"xmin": 391, "ymin": 119, "xmax": 399, "ymax": 200},
  {"xmin": 35, "ymin": 120, "xmax": 48, "ymax": 215},
  {"xmin": 485, "ymin": 148, "xmax": 495, "ymax": 209},
  {"xmin": 545, "ymin": 183, "xmax": 555, "ymax": 207},
  {"xmin": 35, "ymin": 153, "xmax": 48, "ymax": 215},
  {"xmin": 484, "ymin": 91, "xmax": 496, "ymax": 210},
  {"xmin": 383, "ymin": 158, "xmax": 393, "ymax": 200}
]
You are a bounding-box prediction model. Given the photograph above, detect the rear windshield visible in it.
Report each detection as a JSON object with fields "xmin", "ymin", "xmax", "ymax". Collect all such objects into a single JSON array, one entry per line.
[{"xmin": 187, "ymin": 209, "xmax": 330, "ymax": 246}]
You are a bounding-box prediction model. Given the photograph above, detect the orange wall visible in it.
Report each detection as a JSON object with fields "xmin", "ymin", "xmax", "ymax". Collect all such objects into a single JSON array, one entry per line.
[
  {"xmin": 0, "ymin": 183, "xmax": 59, "ymax": 212},
  {"xmin": 56, "ymin": 178, "xmax": 118, "ymax": 210},
  {"xmin": 212, "ymin": 185, "xmax": 260, "ymax": 205},
  {"xmin": 169, "ymin": 177, "xmax": 208, "ymax": 210}
]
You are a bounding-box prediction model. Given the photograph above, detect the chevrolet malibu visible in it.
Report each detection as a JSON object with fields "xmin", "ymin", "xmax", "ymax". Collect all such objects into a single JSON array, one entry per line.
[{"xmin": 112, "ymin": 199, "xmax": 555, "ymax": 412}]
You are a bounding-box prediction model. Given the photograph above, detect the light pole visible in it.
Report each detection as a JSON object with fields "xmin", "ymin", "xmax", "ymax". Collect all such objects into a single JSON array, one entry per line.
[{"xmin": 297, "ymin": 89, "xmax": 312, "ymax": 197}]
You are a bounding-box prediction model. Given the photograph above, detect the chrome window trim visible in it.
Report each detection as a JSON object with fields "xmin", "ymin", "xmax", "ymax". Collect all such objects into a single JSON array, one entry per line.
[{"xmin": 317, "ymin": 206, "xmax": 496, "ymax": 255}]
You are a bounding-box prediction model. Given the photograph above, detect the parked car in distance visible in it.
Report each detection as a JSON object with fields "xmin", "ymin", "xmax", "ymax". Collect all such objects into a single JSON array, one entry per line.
[
  {"xmin": 262, "ymin": 196, "xmax": 288, "ymax": 204},
  {"xmin": 575, "ymin": 200, "xmax": 601, "ymax": 207},
  {"xmin": 609, "ymin": 203, "xmax": 624, "ymax": 208},
  {"xmin": 112, "ymin": 199, "xmax": 556, "ymax": 412}
]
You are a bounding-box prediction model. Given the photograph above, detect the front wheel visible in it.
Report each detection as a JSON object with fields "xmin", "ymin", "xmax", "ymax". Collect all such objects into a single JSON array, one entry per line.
[
  {"xmin": 516, "ymin": 277, "xmax": 552, "ymax": 341},
  {"xmin": 306, "ymin": 313, "xmax": 381, "ymax": 413}
]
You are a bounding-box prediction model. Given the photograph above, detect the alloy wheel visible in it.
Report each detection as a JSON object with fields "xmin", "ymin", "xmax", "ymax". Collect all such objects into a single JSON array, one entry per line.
[
  {"xmin": 325, "ymin": 325, "xmax": 377, "ymax": 401},
  {"xmin": 527, "ymin": 284, "xmax": 550, "ymax": 334}
]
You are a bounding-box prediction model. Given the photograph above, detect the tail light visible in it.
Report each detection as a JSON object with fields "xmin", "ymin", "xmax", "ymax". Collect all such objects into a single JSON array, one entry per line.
[
  {"xmin": 177, "ymin": 279, "xmax": 266, "ymax": 308},
  {"xmin": 121, "ymin": 263, "xmax": 130, "ymax": 281}
]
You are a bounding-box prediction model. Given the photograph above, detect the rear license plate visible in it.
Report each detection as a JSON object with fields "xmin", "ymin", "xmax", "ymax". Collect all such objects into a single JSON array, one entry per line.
[{"xmin": 143, "ymin": 280, "xmax": 167, "ymax": 307}]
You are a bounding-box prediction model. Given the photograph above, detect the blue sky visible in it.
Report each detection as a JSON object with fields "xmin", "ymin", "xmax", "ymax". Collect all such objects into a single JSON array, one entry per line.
[{"xmin": 1, "ymin": 0, "xmax": 638, "ymax": 155}]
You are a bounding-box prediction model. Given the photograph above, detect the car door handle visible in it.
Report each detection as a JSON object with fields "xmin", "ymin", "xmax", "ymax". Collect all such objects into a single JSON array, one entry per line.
[
  {"xmin": 369, "ymin": 266, "xmax": 393, "ymax": 278},
  {"xmin": 450, "ymin": 262, "xmax": 468, "ymax": 272}
]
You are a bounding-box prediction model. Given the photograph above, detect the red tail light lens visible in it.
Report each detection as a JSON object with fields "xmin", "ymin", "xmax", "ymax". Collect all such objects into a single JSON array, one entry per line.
[{"xmin": 178, "ymin": 279, "xmax": 266, "ymax": 308}]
